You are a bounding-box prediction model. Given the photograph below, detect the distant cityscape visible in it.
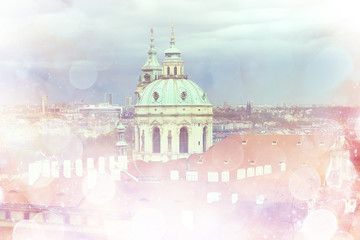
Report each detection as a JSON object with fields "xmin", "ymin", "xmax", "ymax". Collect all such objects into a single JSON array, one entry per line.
[
  {"xmin": 0, "ymin": 26, "xmax": 359, "ymax": 240},
  {"xmin": 1, "ymin": 95, "xmax": 360, "ymax": 239}
]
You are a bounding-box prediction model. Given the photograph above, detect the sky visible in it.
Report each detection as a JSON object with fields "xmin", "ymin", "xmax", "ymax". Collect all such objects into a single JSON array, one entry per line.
[{"xmin": 0, "ymin": 0, "xmax": 360, "ymax": 106}]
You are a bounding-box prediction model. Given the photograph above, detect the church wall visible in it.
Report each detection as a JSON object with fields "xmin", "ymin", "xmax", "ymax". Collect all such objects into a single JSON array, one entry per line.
[{"xmin": 134, "ymin": 106, "xmax": 213, "ymax": 162}]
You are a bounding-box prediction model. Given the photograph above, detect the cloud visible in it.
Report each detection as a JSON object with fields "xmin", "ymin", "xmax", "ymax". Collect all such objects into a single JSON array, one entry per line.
[{"xmin": 0, "ymin": 0, "xmax": 359, "ymax": 105}]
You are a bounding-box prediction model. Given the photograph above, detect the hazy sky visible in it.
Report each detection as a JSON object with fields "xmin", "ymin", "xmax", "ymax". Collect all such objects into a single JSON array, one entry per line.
[{"xmin": 0, "ymin": 0, "xmax": 360, "ymax": 106}]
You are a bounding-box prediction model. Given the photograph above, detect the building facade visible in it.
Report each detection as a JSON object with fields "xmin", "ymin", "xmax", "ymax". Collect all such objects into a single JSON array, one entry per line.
[{"xmin": 134, "ymin": 27, "xmax": 213, "ymax": 162}]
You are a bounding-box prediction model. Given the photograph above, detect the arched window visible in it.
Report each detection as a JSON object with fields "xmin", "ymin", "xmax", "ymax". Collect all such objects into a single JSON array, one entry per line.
[
  {"xmin": 167, "ymin": 66, "xmax": 170, "ymax": 75},
  {"xmin": 153, "ymin": 127, "xmax": 160, "ymax": 153},
  {"xmin": 179, "ymin": 127, "xmax": 188, "ymax": 153},
  {"xmin": 144, "ymin": 74, "xmax": 150, "ymax": 82},
  {"xmin": 203, "ymin": 126, "xmax": 207, "ymax": 152},
  {"xmin": 174, "ymin": 67, "xmax": 177, "ymax": 75}
]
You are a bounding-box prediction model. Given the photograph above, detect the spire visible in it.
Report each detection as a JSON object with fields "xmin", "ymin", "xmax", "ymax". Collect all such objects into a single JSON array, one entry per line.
[
  {"xmin": 164, "ymin": 23, "xmax": 181, "ymax": 57},
  {"xmin": 170, "ymin": 22, "xmax": 175, "ymax": 42},
  {"xmin": 148, "ymin": 27, "xmax": 156, "ymax": 55},
  {"xmin": 161, "ymin": 23, "xmax": 185, "ymax": 78},
  {"xmin": 150, "ymin": 28, "xmax": 155, "ymax": 48},
  {"xmin": 138, "ymin": 28, "xmax": 162, "ymax": 92},
  {"xmin": 141, "ymin": 28, "xmax": 161, "ymax": 71}
]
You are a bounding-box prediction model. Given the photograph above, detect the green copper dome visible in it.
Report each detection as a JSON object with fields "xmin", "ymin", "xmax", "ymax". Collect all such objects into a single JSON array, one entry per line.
[{"xmin": 136, "ymin": 78, "xmax": 211, "ymax": 106}]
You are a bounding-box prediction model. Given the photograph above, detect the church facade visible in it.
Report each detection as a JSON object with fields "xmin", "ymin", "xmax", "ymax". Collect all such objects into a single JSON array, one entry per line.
[{"xmin": 134, "ymin": 27, "xmax": 213, "ymax": 162}]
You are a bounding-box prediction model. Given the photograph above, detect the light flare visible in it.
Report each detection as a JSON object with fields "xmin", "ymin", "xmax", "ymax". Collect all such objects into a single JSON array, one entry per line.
[
  {"xmin": 301, "ymin": 209, "xmax": 338, "ymax": 240},
  {"xmin": 69, "ymin": 61, "xmax": 98, "ymax": 90},
  {"xmin": 331, "ymin": 230, "xmax": 354, "ymax": 240},
  {"xmin": 13, "ymin": 220, "xmax": 45, "ymax": 240}
]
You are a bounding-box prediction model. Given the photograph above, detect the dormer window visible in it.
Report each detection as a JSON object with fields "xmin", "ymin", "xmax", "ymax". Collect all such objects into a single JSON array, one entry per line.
[
  {"xmin": 181, "ymin": 91, "xmax": 187, "ymax": 101},
  {"xmin": 153, "ymin": 91, "xmax": 159, "ymax": 101},
  {"xmin": 242, "ymin": 140, "xmax": 247, "ymax": 145}
]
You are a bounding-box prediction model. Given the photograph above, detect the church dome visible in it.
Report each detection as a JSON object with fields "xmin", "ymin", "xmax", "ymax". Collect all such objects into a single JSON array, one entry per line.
[{"xmin": 136, "ymin": 78, "xmax": 211, "ymax": 106}]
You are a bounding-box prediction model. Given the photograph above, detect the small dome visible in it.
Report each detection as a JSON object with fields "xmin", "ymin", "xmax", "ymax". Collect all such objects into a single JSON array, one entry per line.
[
  {"xmin": 136, "ymin": 78, "xmax": 211, "ymax": 106},
  {"xmin": 117, "ymin": 122, "xmax": 125, "ymax": 130},
  {"xmin": 164, "ymin": 45, "xmax": 181, "ymax": 54}
]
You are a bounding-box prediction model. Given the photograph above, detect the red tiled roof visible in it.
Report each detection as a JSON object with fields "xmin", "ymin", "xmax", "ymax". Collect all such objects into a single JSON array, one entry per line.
[{"xmin": 200, "ymin": 134, "xmax": 333, "ymax": 180}]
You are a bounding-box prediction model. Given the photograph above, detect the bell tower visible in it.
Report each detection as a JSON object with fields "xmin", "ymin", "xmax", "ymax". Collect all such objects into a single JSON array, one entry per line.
[
  {"xmin": 161, "ymin": 23, "xmax": 186, "ymax": 79},
  {"xmin": 136, "ymin": 28, "xmax": 162, "ymax": 95}
]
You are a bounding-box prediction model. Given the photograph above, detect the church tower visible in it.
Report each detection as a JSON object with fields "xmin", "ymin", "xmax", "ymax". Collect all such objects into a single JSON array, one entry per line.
[
  {"xmin": 134, "ymin": 26, "xmax": 213, "ymax": 162},
  {"xmin": 161, "ymin": 23, "xmax": 185, "ymax": 78},
  {"xmin": 136, "ymin": 28, "xmax": 162, "ymax": 95}
]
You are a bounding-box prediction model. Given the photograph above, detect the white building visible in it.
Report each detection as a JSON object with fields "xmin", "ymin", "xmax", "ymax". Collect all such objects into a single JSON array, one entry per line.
[{"xmin": 134, "ymin": 26, "xmax": 213, "ymax": 162}]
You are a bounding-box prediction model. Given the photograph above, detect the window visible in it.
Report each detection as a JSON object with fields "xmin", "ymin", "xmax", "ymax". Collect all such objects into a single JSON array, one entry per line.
[
  {"xmin": 208, "ymin": 172, "xmax": 219, "ymax": 182},
  {"xmin": 237, "ymin": 169, "xmax": 246, "ymax": 179},
  {"xmin": 207, "ymin": 192, "xmax": 221, "ymax": 203},
  {"xmin": 167, "ymin": 66, "xmax": 170, "ymax": 75},
  {"xmin": 63, "ymin": 160, "xmax": 71, "ymax": 178},
  {"xmin": 186, "ymin": 171, "xmax": 198, "ymax": 181},
  {"xmin": 181, "ymin": 91, "xmax": 187, "ymax": 100},
  {"xmin": 144, "ymin": 74, "xmax": 150, "ymax": 81},
  {"xmin": 51, "ymin": 161, "xmax": 59, "ymax": 178},
  {"xmin": 264, "ymin": 165, "xmax": 272, "ymax": 175},
  {"xmin": 153, "ymin": 127, "xmax": 160, "ymax": 153},
  {"xmin": 255, "ymin": 166, "xmax": 263, "ymax": 176},
  {"xmin": 179, "ymin": 127, "xmax": 188, "ymax": 153},
  {"xmin": 153, "ymin": 92, "xmax": 159, "ymax": 101},
  {"xmin": 232, "ymin": 194, "xmax": 238, "ymax": 204},
  {"xmin": 247, "ymin": 167, "xmax": 255, "ymax": 177},
  {"xmin": 170, "ymin": 170, "xmax": 179, "ymax": 180},
  {"xmin": 203, "ymin": 126, "xmax": 207, "ymax": 152},
  {"xmin": 221, "ymin": 171, "xmax": 230, "ymax": 182},
  {"xmin": 174, "ymin": 67, "xmax": 177, "ymax": 75},
  {"xmin": 280, "ymin": 162, "xmax": 286, "ymax": 171}
]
